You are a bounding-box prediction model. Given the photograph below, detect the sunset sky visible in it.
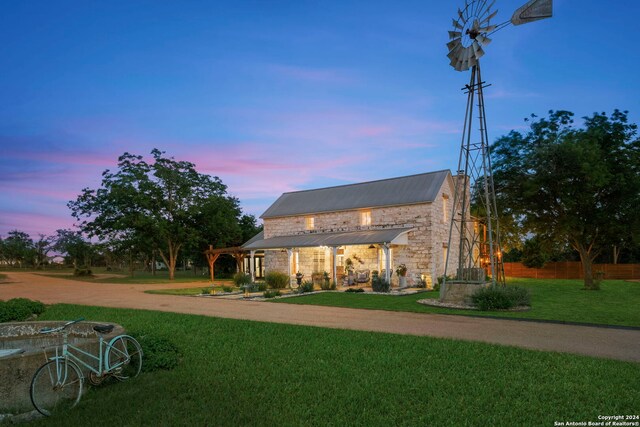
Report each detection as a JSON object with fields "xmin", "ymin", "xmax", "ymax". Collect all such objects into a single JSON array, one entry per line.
[{"xmin": 1, "ymin": 0, "xmax": 639, "ymax": 238}]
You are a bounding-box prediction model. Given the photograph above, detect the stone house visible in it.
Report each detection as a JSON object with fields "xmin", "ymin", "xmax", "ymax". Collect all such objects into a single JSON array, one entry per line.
[{"xmin": 242, "ymin": 169, "xmax": 461, "ymax": 287}]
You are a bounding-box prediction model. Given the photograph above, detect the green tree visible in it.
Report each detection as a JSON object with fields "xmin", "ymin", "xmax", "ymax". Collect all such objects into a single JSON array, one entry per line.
[
  {"xmin": 69, "ymin": 149, "xmax": 241, "ymax": 280},
  {"xmin": 492, "ymin": 110, "xmax": 640, "ymax": 289},
  {"xmin": 33, "ymin": 234, "xmax": 53, "ymax": 269},
  {"xmin": 53, "ymin": 229, "xmax": 93, "ymax": 268},
  {"xmin": 2, "ymin": 230, "xmax": 34, "ymax": 267}
]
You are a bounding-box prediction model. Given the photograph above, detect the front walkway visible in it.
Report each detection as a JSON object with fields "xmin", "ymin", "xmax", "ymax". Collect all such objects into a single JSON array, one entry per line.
[{"xmin": 1, "ymin": 272, "xmax": 639, "ymax": 363}]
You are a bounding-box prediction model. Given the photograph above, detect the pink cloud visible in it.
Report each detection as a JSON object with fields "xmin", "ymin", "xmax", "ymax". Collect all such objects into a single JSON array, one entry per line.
[{"xmin": 0, "ymin": 211, "xmax": 74, "ymax": 238}]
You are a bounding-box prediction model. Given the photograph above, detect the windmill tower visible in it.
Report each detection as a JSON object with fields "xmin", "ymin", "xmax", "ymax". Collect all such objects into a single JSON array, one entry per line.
[{"xmin": 441, "ymin": 0, "xmax": 552, "ymax": 303}]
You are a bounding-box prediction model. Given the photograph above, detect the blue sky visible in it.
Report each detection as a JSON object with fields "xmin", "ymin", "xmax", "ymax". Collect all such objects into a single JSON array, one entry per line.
[{"xmin": 1, "ymin": 0, "xmax": 639, "ymax": 237}]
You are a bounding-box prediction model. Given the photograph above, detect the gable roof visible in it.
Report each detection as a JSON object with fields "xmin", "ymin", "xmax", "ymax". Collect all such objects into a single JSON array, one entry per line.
[{"xmin": 261, "ymin": 170, "xmax": 451, "ymax": 219}]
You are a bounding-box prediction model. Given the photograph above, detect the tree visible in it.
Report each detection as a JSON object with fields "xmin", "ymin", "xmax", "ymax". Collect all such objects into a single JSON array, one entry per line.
[
  {"xmin": 2, "ymin": 230, "xmax": 34, "ymax": 267},
  {"xmin": 33, "ymin": 234, "xmax": 53, "ymax": 269},
  {"xmin": 69, "ymin": 149, "xmax": 241, "ymax": 280},
  {"xmin": 53, "ymin": 229, "xmax": 93, "ymax": 268},
  {"xmin": 492, "ymin": 110, "xmax": 640, "ymax": 290}
]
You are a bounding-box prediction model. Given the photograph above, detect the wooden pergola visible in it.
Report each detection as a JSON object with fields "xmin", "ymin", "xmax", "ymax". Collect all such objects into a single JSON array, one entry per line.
[{"xmin": 203, "ymin": 245, "xmax": 246, "ymax": 283}]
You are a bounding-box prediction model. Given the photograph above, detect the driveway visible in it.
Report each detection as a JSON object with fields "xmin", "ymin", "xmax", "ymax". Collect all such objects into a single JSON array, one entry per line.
[{"xmin": 2, "ymin": 272, "xmax": 639, "ymax": 363}]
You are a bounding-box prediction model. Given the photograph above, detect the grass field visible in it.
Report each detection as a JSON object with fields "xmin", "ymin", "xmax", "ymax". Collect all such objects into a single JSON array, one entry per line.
[
  {"xmin": 145, "ymin": 285, "xmax": 238, "ymax": 295},
  {"xmin": 273, "ymin": 278, "xmax": 640, "ymax": 327},
  {"xmin": 30, "ymin": 304, "xmax": 639, "ymax": 426}
]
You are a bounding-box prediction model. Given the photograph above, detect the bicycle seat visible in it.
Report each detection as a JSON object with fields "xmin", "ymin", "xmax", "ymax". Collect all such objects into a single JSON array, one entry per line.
[{"xmin": 93, "ymin": 324, "xmax": 114, "ymax": 334}]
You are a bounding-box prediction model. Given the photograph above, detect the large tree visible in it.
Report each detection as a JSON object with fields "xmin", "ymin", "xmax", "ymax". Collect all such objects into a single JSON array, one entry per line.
[
  {"xmin": 492, "ymin": 110, "xmax": 640, "ymax": 290},
  {"xmin": 2, "ymin": 230, "xmax": 34, "ymax": 268},
  {"xmin": 69, "ymin": 149, "xmax": 241, "ymax": 280}
]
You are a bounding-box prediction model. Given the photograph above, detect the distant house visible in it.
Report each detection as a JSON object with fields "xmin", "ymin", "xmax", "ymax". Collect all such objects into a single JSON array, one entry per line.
[{"xmin": 242, "ymin": 170, "xmax": 461, "ymax": 287}]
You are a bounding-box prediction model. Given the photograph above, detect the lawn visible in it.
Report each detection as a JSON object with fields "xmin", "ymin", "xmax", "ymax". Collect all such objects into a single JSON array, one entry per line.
[
  {"xmin": 145, "ymin": 285, "xmax": 238, "ymax": 296},
  {"xmin": 30, "ymin": 304, "xmax": 639, "ymax": 426},
  {"xmin": 273, "ymin": 278, "xmax": 640, "ymax": 328}
]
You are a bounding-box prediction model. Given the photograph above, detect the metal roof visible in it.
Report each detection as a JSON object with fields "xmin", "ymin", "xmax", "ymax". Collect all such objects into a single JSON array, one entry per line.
[
  {"xmin": 242, "ymin": 228, "xmax": 413, "ymax": 250},
  {"xmin": 261, "ymin": 170, "xmax": 450, "ymax": 218}
]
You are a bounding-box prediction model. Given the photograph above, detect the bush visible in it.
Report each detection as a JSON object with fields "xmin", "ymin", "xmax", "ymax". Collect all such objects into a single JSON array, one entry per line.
[
  {"xmin": 222, "ymin": 285, "xmax": 234, "ymax": 293},
  {"xmin": 263, "ymin": 290, "xmax": 281, "ymax": 299},
  {"xmin": 129, "ymin": 331, "xmax": 181, "ymax": 372},
  {"xmin": 298, "ymin": 281, "xmax": 315, "ymax": 293},
  {"xmin": 371, "ymin": 277, "xmax": 390, "ymax": 293},
  {"xmin": 74, "ymin": 266, "xmax": 93, "ymax": 276},
  {"xmin": 0, "ymin": 298, "xmax": 46, "ymax": 322},
  {"xmin": 471, "ymin": 286, "xmax": 531, "ymax": 311},
  {"xmin": 265, "ymin": 271, "xmax": 289, "ymax": 289},
  {"xmin": 345, "ymin": 288, "xmax": 365, "ymax": 293},
  {"xmin": 320, "ymin": 280, "xmax": 336, "ymax": 291},
  {"xmin": 232, "ymin": 272, "xmax": 252, "ymax": 287}
]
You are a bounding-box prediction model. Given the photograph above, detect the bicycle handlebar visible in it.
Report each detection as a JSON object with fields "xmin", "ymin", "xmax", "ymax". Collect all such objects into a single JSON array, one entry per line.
[{"xmin": 39, "ymin": 317, "xmax": 85, "ymax": 334}]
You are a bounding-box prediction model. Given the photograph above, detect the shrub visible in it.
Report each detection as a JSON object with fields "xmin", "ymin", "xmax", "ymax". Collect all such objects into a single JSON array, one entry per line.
[
  {"xmin": 320, "ymin": 279, "xmax": 336, "ymax": 290},
  {"xmin": 0, "ymin": 298, "xmax": 46, "ymax": 322},
  {"xmin": 298, "ymin": 281, "xmax": 315, "ymax": 293},
  {"xmin": 471, "ymin": 286, "xmax": 531, "ymax": 311},
  {"xmin": 129, "ymin": 331, "xmax": 181, "ymax": 372},
  {"xmin": 265, "ymin": 271, "xmax": 289, "ymax": 289},
  {"xmin": 345, "ymin": 288, "xmax": 365, "ymax": 293},
  {"xmin": 74, "ymin": 266, "xmax": 93, "ymax": 277},
  {"xmin": 371, "ymin": 277, "xmax": 391, "ymax": 293},
  {"xmin": 232, "ymin": 272, "xmax": 252, "ymax": 287},
  {"xmin": 263, "ymin": 290, "xmax": 281, "ymax": 299},
  {"xmin": 222, "ymin": 285, "xmax": 234, "ymax": 293}
]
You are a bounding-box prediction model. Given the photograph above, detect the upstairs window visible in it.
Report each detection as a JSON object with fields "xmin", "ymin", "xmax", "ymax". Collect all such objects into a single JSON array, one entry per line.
[
  {"xmin": 442, "ymin": 194, "xmax": 449, "ymax": 223},
  {"xmin": 360, "ymin": 210, "xmax": 372, "ymax": 226},
  {"xmin": 305, "ymin": 216, "xmax": 315, "ymax": 230}
]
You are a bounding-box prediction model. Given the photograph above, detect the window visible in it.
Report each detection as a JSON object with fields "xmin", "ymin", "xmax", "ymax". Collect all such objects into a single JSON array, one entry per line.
[
  {"xmin": 360, "ymin": 210, "xmax": 372, "ymax": 226},
  {"xmin": 305, "ymin": 217, "xmax": 315, "ymax": 230},
  {"xmin": 442, "ymin": 243, "xmax": 449, "ymax": 266},
  {"xmin": 442, "ymin": 194, "xmax": 449, "ymax": 223}
]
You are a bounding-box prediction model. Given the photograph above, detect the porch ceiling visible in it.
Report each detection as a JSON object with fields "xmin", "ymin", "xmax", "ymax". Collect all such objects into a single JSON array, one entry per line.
[{"xmin": 242, "ymin": 227, "xmax": 413, "ymax": 250}]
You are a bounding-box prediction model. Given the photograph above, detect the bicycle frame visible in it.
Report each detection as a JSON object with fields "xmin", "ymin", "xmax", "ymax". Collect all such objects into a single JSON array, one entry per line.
[{"xmin": 46, "ymin": 330, "xmax": 131, "ymax": 377}]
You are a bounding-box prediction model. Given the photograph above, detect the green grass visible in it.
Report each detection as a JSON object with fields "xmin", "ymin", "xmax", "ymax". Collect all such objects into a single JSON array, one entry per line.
[
  {"xmin": 274, "ymin": 278, "xmax": 640, "ymax": 327},
  {"xmin": 29, "ymin": 304, "xmax": 639, "ymax": 426}
]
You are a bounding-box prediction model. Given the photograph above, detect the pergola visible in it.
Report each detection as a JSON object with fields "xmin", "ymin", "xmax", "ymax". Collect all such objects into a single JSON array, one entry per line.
[{"xmin": 203, "ymin": 245, "xmax": 246, "ymax": 283}]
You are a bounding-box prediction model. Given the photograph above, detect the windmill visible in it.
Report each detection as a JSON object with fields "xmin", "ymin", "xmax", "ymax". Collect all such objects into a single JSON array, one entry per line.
[{"xmin": 441, "ymin": 0, "xmax": 552, "ymax": 302}]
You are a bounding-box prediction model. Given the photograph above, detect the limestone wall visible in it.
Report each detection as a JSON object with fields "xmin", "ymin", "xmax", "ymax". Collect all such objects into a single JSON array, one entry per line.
[{"xmin": 263, "ymin": 175, "xmax": 460, "ymax": 286}]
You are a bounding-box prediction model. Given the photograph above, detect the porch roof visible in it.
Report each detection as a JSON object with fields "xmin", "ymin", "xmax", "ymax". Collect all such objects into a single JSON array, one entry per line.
[{"xmin": 242, "ymin": 227, "xmax": 413, "ymax": 250}]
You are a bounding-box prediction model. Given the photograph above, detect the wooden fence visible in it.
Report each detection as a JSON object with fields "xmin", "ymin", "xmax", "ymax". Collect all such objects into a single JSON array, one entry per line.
[{"xmin": 503, "ymin": 262, "xmax": 640, "ymax": 280}]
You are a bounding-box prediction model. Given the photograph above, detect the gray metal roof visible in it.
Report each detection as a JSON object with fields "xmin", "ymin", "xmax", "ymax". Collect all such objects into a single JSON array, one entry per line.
[
  {"xmin": 261, "ymin": 170, "xmax": 450, "ymax": 218},
  {"xmin": 242, "ymin": 228, "xmax": 413, "ymax": 250}
]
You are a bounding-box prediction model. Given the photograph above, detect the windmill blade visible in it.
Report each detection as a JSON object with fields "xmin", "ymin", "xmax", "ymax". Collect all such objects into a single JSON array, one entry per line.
[
  {"xmin": 449, "ymin": 30, "xmax": 462, "ymax": 40},
  {"xmin": 478, "ymin": 25, "xmax": 497, "ymax": 33},
  {"xmin": 480, "ymin": 10, "xmax": 498, "ymax": 26},
  {"xmin": 458, "ymin": 8, "xmax": 464, "ymax": 19},
  {"xmin": 452, "ymin": 18, "xmax": 463, "ymax": 30},
  {"xmin": 511, "ymin": 0, "xmax": 552, "ymax": 25},
  {"xmin": 472, "ymin": 41, "xmax": 485, "ymax": 60},
  {"xmin": 476, "ymin": 34, "xmax": 492, "ymax": 46},
  {"xmin": 468, "ymin": 54, "xmax": 478, "ymax": 68},
  {"xmin": 478, "ymin": 0, "xmax": 496, "ymax": 18},
  {"xmin": 447, "ymin": 39, "xmax": 461, "ymax": 52}
]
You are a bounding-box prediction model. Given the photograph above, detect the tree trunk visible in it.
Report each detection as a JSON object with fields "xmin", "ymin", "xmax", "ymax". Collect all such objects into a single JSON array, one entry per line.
[
  {"xmin": 575, "ymin": 242, "xmax": 599, "ymax": 290},
  {"xmin": 158, "ymin": 240, "xmax": 181, "ymax": 280},
  {"xmin": 613, "ymin": 245, "xmax": 620, "ymax": 265}
]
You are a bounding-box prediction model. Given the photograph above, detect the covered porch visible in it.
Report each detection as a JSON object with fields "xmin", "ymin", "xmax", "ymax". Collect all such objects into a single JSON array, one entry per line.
[{"xmin": 242, "ymin": 228, "xmax": 413, "ymax": 286}]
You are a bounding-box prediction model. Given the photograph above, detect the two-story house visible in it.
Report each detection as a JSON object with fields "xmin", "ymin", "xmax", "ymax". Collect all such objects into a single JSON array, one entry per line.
[{"xmin": 242, "ymin": 169, "xmax": 461, "ymax": 287}]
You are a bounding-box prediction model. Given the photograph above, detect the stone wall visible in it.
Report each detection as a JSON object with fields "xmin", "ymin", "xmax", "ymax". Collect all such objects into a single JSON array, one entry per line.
[{"xmin": 263, "ymin": 175, "xmax": 460, "ymax": 286}]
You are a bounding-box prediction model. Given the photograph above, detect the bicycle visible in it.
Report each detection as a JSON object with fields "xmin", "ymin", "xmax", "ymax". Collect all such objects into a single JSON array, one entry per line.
[{"xmin": 30, "ymin": 317, "xmax": 143, "ymax": 416}]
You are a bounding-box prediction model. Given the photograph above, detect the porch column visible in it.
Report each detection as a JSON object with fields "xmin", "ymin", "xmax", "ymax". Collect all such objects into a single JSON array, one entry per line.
[
  {"xmin": 383, "ymin": 244, "xmax": 391, "ymax": 283},
  {"xmin": 250, "ymin": 250, "xmax": 255, "ymax": 282},
  {"xmin": 286, "ymin": 248, "xmax": 293, "ymax": 287},
  {"xmin": 331, "ymin": 246, "xmax": 338, "ymax": 285}
]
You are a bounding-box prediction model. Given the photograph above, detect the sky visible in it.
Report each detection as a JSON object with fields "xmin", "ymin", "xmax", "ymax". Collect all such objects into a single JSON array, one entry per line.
[{"xmin": 1, "ymin": 0, "xmax": 639, "ymax": 238}]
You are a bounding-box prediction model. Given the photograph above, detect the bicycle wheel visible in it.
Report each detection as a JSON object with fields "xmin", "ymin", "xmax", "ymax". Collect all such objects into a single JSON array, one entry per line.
[
  {"xmin": 30, "ymin": 359, "xmax": 83, "ymax": 416},
  {"xmin": 105, "ymin": 335, "xmax": 143, "ymax": 381}
]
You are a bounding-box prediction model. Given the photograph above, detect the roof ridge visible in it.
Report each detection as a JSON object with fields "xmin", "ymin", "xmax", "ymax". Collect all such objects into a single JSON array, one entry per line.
[{"xmin": 278, "ymin": 169, "xmax": 451, "ymax": 195}]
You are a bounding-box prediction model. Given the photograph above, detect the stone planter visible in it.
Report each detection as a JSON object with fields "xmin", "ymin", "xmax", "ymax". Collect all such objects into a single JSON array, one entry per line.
[{"xmin": 398, "ymin": 276, "xmax": 407, "ymax": 288}]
